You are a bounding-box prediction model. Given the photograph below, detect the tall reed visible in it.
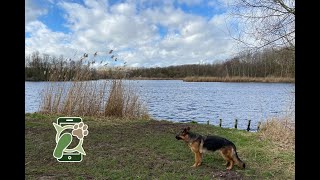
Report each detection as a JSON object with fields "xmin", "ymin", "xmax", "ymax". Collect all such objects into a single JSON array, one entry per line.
[{"xmin": 39, "ymin": 51, "xmax": 149, "ymax": 120}]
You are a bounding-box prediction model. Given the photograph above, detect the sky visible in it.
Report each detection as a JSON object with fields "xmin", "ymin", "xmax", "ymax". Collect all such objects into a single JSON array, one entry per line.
[{"xmin": 25, "ymin": 0, "xmax": 244, "ymax": 67}]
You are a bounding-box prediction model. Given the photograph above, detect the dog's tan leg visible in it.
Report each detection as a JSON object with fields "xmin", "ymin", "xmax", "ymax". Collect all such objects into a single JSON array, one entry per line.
[
  {"xmin": 199, "ymin": 139, "xmax": 204, "ymax": 153},
  {"xmin": 197, "ymin": 153, "xmax": 203, "ymax": 166},
  {"xmin": 220, "ymin": 147, "xmax": 235, "ymax": 169},
  {"xmin": 191, "ymin": 152, "xmax": 202, "ymax": 167},
  {"xmin": 220, "ymin": 149, "xmax": 229, "ymax": 166},
  {"xmin": 226, "ymin": 160, "xmax": 234, "ymax": 170},
  {"xmin": 191, "ymin": 152, "xmax": 198, "ymax": 167},
  {"xmin": 222, "ymin": 146, "xmax": 234, "ymax": 170}
]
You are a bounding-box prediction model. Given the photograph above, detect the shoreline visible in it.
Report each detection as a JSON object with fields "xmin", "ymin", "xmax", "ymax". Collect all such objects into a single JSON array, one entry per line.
[
  {"xmin": 25, "ymin": 76, "xmax": 295, "ymax": 83},
  {"xmin": 182, "ymin": 76, "xmax": 295, "ymax": 83}
]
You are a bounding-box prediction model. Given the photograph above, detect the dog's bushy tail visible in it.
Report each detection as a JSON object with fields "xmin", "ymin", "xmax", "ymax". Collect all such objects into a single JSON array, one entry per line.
[{"xmin": 232, "ymin": 146, "xmax": 245, "ymax": 169}]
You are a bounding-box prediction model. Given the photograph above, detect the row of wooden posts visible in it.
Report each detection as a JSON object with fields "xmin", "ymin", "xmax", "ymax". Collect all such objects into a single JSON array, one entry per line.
[{"xmin": 206, "ymin": 119, "xmax": 262, "ymax": 131}]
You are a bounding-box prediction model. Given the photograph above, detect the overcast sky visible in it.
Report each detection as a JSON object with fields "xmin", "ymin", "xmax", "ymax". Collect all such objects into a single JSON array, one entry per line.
[{"xmin": 25, "ymin": 0, "xmax": 245, "ymax": 67}]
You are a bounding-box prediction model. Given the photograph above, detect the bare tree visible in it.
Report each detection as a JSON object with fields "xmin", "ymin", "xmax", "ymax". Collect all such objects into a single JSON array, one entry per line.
[{"xmin": 228, "ymin": 0, "xmax": 295, "ymax": 51}]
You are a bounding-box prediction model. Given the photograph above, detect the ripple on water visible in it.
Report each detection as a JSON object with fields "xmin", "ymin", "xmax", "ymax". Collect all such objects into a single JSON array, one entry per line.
[{"xmin": 25, "ymin": 80, "xmax": 295, "ymax": 129}]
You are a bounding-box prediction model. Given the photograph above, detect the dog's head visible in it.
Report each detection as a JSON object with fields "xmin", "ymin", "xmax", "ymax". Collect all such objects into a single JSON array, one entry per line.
[{"xmin": 175, "ymin": 127, "xmax": 190, "ymax": 141}]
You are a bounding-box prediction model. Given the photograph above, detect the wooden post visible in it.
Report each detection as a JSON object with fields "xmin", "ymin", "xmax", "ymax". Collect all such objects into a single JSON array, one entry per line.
[
  {"xmin": 219, "ymin": 119, "xmax": 222, "ymax": 127},
  {"xmin": 247, "ymin": 120, "xmax": 251, "ymax": 131},
  {"xmin": 234, "ymin": 119, "xmax": 238, "ymax": 129},
  {"xmin": 207, "ymin": 120, "xmax": 209, "ymax": 125},
  {"xmin": 257, "ymin": 122, "xmax": 262, "ymax": 131}
]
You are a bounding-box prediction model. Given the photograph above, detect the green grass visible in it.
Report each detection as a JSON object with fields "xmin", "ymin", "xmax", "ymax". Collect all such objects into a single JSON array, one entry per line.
[{"xmin": 25, "ymin": 113, "xmax": 294, "ymax": 179}]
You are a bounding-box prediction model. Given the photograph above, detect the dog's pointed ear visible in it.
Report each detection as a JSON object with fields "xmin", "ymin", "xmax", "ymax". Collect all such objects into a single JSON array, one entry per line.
[{"xmin": 186, "ymin": 127, "xmax": 190, "ymax": 131}]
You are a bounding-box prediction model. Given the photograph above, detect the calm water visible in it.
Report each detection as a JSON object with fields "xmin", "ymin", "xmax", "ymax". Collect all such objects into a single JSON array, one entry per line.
[{"xmin": 25, "ymin": 80, "xmax": 295, "ymax": 130}]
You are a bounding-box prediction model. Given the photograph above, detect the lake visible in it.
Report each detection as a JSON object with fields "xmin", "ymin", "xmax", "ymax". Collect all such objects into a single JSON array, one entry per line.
[{"xmin": 25, "ymin": 80, "xmax": 295, "ymax": 130}]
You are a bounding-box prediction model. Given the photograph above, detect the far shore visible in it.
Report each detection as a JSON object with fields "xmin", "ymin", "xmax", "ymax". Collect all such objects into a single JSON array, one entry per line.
[
  {"xmin": 128, "ymin": 76, "xmax": 295, "ymax": 83},
  {"xmin": 25, "ymin": 76, "xmax": 295, "ymax": 83},
  {"xmin": 182, "ymin": 76, "xmax": 295, "ymax": 83}
]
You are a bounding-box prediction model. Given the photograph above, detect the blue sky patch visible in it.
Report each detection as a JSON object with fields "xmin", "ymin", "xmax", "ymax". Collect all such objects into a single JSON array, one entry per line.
[{"xmin": 38, "ymin": 4, "xmax": 70, "ymax": 33}]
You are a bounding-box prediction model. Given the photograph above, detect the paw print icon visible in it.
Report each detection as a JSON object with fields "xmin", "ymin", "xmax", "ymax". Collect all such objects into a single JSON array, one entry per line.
[
  {"xmin": 53, "ymin": 117, "xmax": 89, "ymax": 162},
  {"xmin": 72, "ymin": 122, "xmax": 89, "ymax": 139}
]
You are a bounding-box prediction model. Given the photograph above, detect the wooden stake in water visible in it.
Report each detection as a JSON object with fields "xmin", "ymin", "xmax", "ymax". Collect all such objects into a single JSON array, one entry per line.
[
  {"xmin": 219, "ymin": 119, "xmax": 222, "ymax": 127},
  {"xmin": 234, "ymin": 119, "xmax": 238, "ymax": 129},
  {"xmin": 247, "ymin": 120, "xmax": 251, "ymax": 131},
  {"xmin": 257, "ymin": 122, "xmax": 262, "ymax": 131}
]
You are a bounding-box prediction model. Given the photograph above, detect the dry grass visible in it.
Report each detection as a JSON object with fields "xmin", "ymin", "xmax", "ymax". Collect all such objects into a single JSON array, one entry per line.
[
  {"xmin": 104, "ymin": 79, "xmax": 149, "ymax": 119},
  {"xmin": 258, "ymin": 116, "xmax": 295, "ymax": 151},
  {"xmin": 39, "ymin": 52, "xmax": 149, "ymax": 120},
  {"xmin": 183, "ymin": 76, "xmax": 295, "ymax": 83},
  {"xmin": 257, "ymin": 116, "xmax": 295, "ymax": 177}
]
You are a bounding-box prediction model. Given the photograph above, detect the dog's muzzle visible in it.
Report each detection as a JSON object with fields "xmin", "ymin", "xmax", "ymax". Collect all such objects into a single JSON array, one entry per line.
[{"xmin": 175, "ymin": 135, "xmax": 182, "ymax": 140}]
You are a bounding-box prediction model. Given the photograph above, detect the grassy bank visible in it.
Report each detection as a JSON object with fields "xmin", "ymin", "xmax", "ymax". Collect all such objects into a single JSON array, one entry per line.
[
  {"xmin": 183, "ymin": 76, "xmax": 295, "ymax": 83},
  {"xmin": 25, "ymin": 113, "xmax": 294, "ymax": 179}
]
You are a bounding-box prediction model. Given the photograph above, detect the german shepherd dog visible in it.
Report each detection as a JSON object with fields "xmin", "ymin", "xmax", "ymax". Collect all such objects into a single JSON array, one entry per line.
[{"xmin": 175, "ymin": 127, "xmax": 245, "ymax": 170}]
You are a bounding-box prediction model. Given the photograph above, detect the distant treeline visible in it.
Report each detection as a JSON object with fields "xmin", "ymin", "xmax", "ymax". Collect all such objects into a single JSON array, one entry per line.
[
  {"xmin": 127, "ymin": 47, "xmax": 295, "ymax": 79},
  {"xmin": 25, "ymin": 47, "xmax": 294, "ymax": 81},
  {"xmin": 25, "ymin": 51, "xmax": 122, "ymax": 81},
  {"xmin": 26, "ymin": 52, "xmax": 85, "ymax": 81}
]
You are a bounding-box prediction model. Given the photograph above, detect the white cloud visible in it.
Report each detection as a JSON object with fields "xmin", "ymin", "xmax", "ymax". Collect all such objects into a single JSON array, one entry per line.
[
  {"xmin": 25, "ymin": 0, "xmax": 48, "ymax": 24},
  {"xmin": 25, "ymin": 0, "xmax": 243, "ymax": 67},
  {"xmin": 110, "ymin": 2, "xmax": 136, "ymax": 16},
  {"xmin": 25, "ymin": 21, "xmax": 74, "ymax": 57},
  {"xmin": 59, "ymin": 1, "xmax": 157, "ymax": 49}
]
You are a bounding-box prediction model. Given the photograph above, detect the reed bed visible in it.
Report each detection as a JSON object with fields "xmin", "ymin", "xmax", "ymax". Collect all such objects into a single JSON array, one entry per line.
[
  {"xmin": 38, "ymin": 51, "xmax": 149, "ymax": 120},
  {"xmin": 258, "ymin": 116, "xmax": 295, "ymax": 150}
]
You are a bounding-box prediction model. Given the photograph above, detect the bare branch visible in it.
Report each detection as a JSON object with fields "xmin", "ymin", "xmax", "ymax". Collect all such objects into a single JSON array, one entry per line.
[
  {"xmin": 229, "ymin": 0, "xmax": 295, "ymax": 51},
  {"xmin": 274, "ymin": 0, "xmax": 295, "ymax": 15}
]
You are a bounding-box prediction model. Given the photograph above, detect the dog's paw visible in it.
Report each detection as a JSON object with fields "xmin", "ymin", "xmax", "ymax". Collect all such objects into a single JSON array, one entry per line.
[
  {"xmin": 72, "ymin": 122, "xmax": 89, "ymax": 139},
  {"xmin": 191, "ymin": 164, "xmax": 197, "ymax": 168},
  {"xmin": 223, "ymin": 162, "xmax": 230, "ymax": 166},
  {"xmin": 191, "ymin": 163, "xmax": 201, "ymax": 167}
]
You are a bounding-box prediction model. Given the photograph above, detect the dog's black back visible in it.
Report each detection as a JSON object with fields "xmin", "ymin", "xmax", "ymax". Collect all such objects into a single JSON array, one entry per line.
[{"xmin": 203, "ymin": 135, "xmax": 236, "ymax": 152}]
